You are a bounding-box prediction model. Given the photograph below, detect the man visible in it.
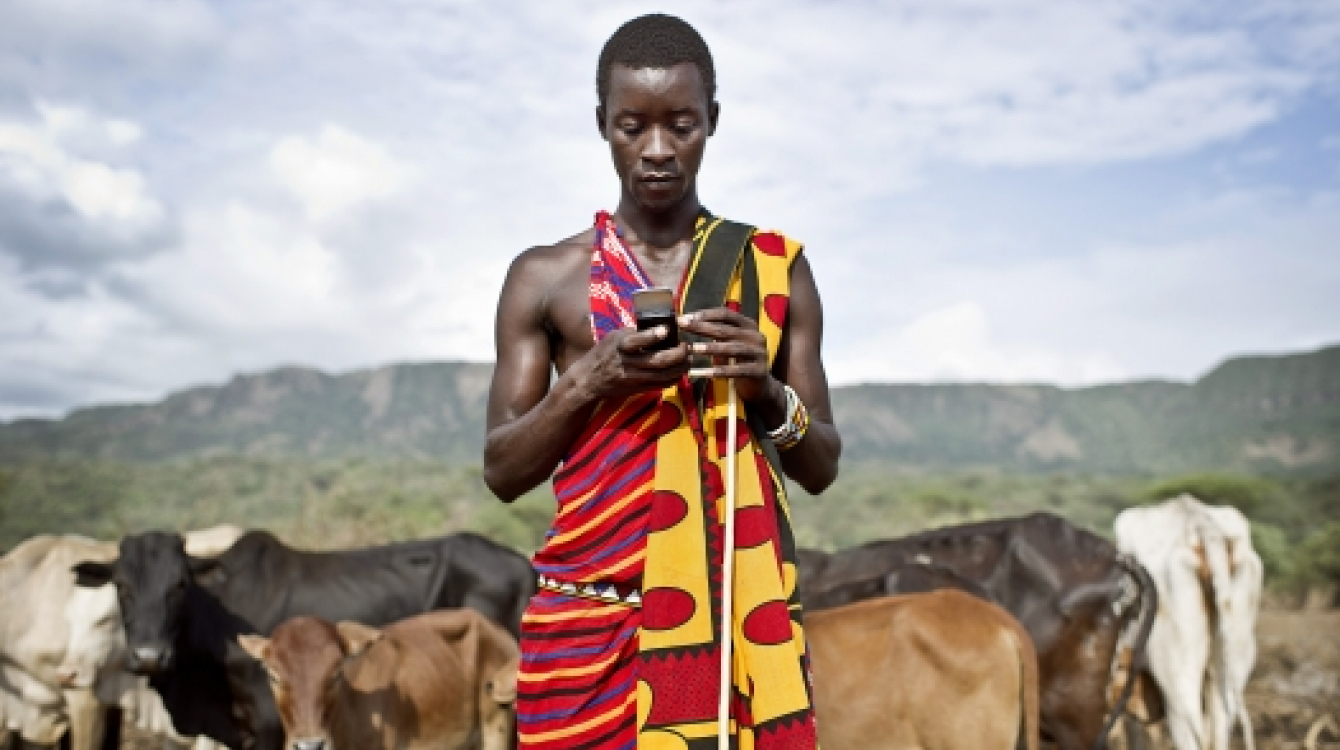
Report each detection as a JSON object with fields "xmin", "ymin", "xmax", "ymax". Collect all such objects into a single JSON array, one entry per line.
[{"xmin": 484, "ymin": 14, "xmax": 841, "ymax": 750}]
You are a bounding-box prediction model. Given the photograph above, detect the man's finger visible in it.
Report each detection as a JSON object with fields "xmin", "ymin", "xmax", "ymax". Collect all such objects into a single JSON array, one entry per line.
[
  {"xmin": 688, "ymin": 363, "xmax": 768, "ymax": 380},
  {"xmin": 680, "ymin": 320, "xmax": 760, "ymax": 343},
  {"xmin": 622, "ymin": 343, "xmax": 689, "ymax": 369},
  {"xmin": 687, "ymin": 341, "xmax": 762, "ymax": 360},
  {"xmin": 679, "ymin": 307, "xmax": 752, "ymax": 329},
  {"xmin": 617, "ymin": 326, "xmax": 671, "ymax": 353}
]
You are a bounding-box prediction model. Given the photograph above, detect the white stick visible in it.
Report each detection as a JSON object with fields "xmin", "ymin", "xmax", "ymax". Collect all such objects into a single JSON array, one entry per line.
[{"xmin": 718, "ymin": 376, "xmax": 738, "ymax": 749}]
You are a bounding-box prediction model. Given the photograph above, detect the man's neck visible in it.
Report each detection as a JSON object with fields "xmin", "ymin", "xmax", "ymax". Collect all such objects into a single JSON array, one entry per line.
[{"xmin": 613, "ymin": 192, "xmax": 703, "ymax": 251}]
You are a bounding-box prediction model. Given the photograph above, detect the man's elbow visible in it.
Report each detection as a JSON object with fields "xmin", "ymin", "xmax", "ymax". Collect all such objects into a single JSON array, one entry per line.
[
  {"xmin": 795, "ymin": 433, "xmax": 841, "ymax": 495},
  {"xmin": 482, "ymin": 444, "xmax": 526, "ymax": 503},
  {"xmin": 483, "ymin": 464, "xmax": 522, "ymax": 503},
  {"xmin": 796, "ymin": 463, "xmax": 839, "ymax": 495}
]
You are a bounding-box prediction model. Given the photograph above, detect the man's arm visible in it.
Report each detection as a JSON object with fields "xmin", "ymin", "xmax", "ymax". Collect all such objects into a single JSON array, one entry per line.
[
  {"xmin": 769, "ymin": 255, "xmax": 842, "ymax": 493},
  {"xmin": 679, "ymin": 255, "xmax": 841, "ymax": 494},
  {"xmin": 482, "ymin": 251, "xmax": 583, "ymax": 502},
  {"xmin": 483, "ymin": 250, "xmax": 690, "ymax": 502}
]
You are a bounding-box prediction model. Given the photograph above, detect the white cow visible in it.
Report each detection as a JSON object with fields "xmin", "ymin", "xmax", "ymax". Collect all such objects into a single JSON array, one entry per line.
[
  {"xmin": 1115, "ymin": 494, "xmax": 1263, "ymax": 750},
  {"xmin": 1, "ymin": 526, "xmax": 243, "ymax": 750},
  {"xmin": 1, "ymin": 535, "xmax": 111, "ymax": 748}
]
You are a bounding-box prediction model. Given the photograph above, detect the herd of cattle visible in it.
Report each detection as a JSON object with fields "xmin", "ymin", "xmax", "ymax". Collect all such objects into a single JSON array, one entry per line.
[{"xmin": 0, "ymin": 493, "xmax": 1263, "ymax": 750}]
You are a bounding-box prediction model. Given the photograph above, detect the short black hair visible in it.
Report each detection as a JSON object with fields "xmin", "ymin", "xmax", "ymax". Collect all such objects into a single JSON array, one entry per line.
[{"xmin": 597, "ymin": 14, "xmax": 716, "ymax": 108}]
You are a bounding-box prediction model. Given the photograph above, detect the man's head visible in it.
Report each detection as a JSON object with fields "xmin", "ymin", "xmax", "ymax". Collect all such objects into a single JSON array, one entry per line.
[{"xmin": 596, "ymin": 14, "xmax": 719, "ymax": 213}]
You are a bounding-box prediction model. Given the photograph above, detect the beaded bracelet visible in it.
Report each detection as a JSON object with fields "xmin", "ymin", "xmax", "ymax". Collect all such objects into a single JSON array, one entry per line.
[{"xmin": 768, "ymin": 384, "xmax": 810, "ymax": 451}]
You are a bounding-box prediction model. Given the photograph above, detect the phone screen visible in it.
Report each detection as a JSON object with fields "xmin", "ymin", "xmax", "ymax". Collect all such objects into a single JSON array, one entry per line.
[{"xmin": 631, "ymin": 287, "xmax": 678, "ymax": 351}]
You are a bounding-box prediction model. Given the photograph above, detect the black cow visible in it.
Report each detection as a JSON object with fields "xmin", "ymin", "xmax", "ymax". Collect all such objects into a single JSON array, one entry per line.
[
  {"xmin": 800, "ymin": 558, "xmax": 994, "ymax": 611},
  {"xmin": 798, "ymin": 513, "xmax": 1157, "ymax": 750},
  {"xmin": 72, "ymin": 530, "xmax": 536, "ymax": 750}
]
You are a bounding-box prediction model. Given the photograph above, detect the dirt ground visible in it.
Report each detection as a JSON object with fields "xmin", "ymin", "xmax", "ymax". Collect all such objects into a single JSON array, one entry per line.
[
  {"xmin": 1121, "ymin": 608, "xmax": 1340, "ymax": 750},
  {"xmin": 1239, "ymin": 608, "xmax": 1340, "ymax": 750}
]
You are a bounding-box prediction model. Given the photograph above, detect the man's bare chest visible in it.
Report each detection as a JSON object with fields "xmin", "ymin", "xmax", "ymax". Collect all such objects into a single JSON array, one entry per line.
[{"xmin": 544, "ymin": 241, "xmax": 693, "ymax": 370}]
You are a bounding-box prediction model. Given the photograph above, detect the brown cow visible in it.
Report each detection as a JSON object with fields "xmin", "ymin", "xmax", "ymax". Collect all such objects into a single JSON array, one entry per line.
[
  {"xmin": 807, "ymin": 589, "xmax": 1040, "ymax": 750},
  {"xmin": 238, "ymin": 609, "xmax": 519, "ymax": 750}
]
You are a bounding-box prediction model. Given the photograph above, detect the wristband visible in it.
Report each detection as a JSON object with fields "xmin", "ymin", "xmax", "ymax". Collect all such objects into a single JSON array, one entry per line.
[{"xmin": 767, "ymin": 384, "xmax": 810, "ymax": 451}]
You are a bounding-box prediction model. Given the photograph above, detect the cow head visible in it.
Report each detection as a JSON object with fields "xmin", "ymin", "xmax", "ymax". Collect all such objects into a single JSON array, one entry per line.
[
  {"xmin": 238, "ymin": 617, "xmax": 382, "ymax": 750},
  {"xmin": 57, "ymin": 583, "xmax": 125, "ymax": 690},
  {"xmin": 71, "ymin": 531, "xmax": 219, "ymax": 674}
]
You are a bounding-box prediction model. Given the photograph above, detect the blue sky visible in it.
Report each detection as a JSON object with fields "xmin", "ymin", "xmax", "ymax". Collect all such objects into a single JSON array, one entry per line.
[{"xmin": 1, "ymin": 0, "xmax": 1337, "ymax": 418}]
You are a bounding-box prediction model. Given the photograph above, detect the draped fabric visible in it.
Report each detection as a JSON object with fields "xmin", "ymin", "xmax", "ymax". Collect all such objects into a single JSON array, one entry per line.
[{"xmin": 518, "ymin": 211, "xmax": 817, "ymax": 750}]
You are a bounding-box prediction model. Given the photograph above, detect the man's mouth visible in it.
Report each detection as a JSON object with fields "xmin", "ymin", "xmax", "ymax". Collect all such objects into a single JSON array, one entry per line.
[{"xmin": 641, "ymin": 173, "xmax": 679, "ymax": 185}]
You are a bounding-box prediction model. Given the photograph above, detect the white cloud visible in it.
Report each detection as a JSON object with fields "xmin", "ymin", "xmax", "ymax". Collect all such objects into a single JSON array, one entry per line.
[
  {"xmin": 831, "ymin": 302, "xmax": 1126, "ymax": 385},
  {"xmin": 0, "ymin": 0, "xmax": 221, "ymax": 88},
  {"xmin": 0, "ymin": 104, "xmax": 163, "ymax": 226},
  {"xmin": 1, "ymin": 0, "xmax": 1338, "ymax": 417},
  {"xmin": 269, "ymin": 125, "xmax": 406, "ymax": 221}
]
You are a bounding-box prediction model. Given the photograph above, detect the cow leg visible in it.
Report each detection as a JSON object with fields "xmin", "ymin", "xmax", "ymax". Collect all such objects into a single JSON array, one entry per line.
[
  {"xmin": 61, "ymin": 690, "xmax": 103, "ymax": 750},
  {"xmin": 1204, "ymin": 676, "xmax": 1233, "ymax": 750},
  {"xmin": 96, "ymin": 709, "xmax": 119, "ymax": 750},
  {"xmin": 1118, "ymin": 715, "xmax": 1150, "ymax": 750},
  {"xmin": 1146, "ymin": 558, "xmax": 1211, "ymax": 750}
]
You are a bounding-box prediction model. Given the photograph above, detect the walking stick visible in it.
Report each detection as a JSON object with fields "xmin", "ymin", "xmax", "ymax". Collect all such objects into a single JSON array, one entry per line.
[{"xmin": 718, "ymin": 374, "xmax": 738, "ymax": 750}]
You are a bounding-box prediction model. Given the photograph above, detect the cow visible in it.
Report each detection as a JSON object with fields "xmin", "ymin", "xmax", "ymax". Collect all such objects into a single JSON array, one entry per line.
[
  {"xmin": 800, "ymin": 559, "xmax": 994, "ymax": 611},
  {"xmin": 1115, "ymin": 495, "xmax": 1263, "ymax": 750},
  {"xmin": 237, "ymin": 610, "xmax": 519, "ymax": 750},
  {"xmin": 798, "ymin": 512, "xmax": 1158, "ymax": 750},
  {"xmin": 72, "ymin": 530, "xmax": 536, "ymax": 750},
  {"xmin": 1, "ymin": 527, "xmax": 241, "ymax": 750},
  {"xmin": 807, "ymin": 589, "xmax": 1040, "ymax": 750}
]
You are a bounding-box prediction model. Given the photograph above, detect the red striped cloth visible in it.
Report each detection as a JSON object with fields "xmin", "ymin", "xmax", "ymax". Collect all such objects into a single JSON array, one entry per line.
[{"xmin": 518, "ymin": 212, "xmax": 661, "ymax": 749}]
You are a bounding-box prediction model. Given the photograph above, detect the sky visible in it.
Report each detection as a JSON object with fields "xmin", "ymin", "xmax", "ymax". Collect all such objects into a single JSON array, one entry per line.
[{"xmin": 1, "ymin": 0, "xmax": 1338, "ymax": 419}]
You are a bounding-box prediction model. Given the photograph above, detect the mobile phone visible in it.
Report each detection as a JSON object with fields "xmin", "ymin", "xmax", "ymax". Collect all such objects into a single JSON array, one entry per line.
[{"xmin": 631, "ymin": 287, "xmax": 678, "ymax": 352}]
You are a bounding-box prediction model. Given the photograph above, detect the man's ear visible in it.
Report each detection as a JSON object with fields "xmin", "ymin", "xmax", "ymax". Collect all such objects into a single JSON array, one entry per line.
[
  {"xmin": 707, "ymin": 101, "xmax": 719, "ymax": 136},
  {"xmin": 595, "ymin": 105, "xmax": 609, "ymax": 141},
  {"xmin": 335, "ymin": 621, "xmax": 384, "ymax": 658},
  {"xmin": 72, "ymin": 561, "xmax": 114, "ymax": 588},
  {"xmin": 237, "ymin": 634, "xmax": 271, "ymax": 663}
]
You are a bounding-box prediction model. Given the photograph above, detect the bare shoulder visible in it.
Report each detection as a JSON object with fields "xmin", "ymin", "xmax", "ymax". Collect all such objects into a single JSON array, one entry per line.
[
  {"xmin": 508, "ymin": 228, "xmax": 594, "ymax": 281},
  {"xmin": 498, "ymin": 228, "xmax": 594, "ymax": 336}
]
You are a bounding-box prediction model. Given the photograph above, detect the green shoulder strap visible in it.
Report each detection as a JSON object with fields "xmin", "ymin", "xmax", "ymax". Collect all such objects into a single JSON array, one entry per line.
[{"xmin": 681, "ymin": 211, "xmax": 783, "ymax": 476}]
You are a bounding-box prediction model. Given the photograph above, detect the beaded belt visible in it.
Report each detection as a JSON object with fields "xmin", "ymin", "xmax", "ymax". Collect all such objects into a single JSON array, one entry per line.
[{"xmin": 537, "ymin": 574, "xmax": 642, "ymax": 608}]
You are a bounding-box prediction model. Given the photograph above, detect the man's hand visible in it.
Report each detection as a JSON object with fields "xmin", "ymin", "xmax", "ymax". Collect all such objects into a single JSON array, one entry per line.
[
  {"xmin": 678, "ymin": 308, "xmax": 783, "ymax": 407},
  {"xmin": 573, "ymin": 325, "xmax": 690, "ymax": 402}
]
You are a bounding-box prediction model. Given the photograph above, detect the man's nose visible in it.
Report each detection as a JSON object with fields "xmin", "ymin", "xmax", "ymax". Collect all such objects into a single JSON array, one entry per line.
[{"xmin": 642, "ymin": 126, "xmax": 674, "ymax": 165}]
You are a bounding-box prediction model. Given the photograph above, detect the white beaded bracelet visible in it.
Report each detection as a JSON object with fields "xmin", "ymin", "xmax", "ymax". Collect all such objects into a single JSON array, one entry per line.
[{"xmin": 767, "ymin": 384, "xmax": 810, "ymax": 451}]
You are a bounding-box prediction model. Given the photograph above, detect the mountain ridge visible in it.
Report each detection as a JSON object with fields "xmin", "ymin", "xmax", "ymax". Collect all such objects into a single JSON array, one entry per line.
[{"xmin": 3, "ymin": 345, "xmax": 1337, "ymax": 474}]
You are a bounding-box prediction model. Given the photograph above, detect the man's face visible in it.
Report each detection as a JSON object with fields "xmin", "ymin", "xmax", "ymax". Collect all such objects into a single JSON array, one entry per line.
[{"xmin": 599, "ymin": 62, "xmax": 718, "ymax": 212}]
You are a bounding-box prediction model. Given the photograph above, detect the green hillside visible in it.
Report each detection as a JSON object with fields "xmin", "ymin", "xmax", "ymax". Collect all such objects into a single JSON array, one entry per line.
[
  {"xmin": 0, "ymin": 362, "xmax": 493, "ymax": 463},
  {"xmin": 2, "ymin": 345, "xmax": 1338, "ymax": 593},
  {"xmin": 3, "ymin": 345, "xmax": 1336, "ymax": 475}
]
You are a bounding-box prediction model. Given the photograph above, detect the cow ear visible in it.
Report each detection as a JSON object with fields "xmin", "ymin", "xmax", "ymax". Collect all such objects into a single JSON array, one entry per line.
[
  {"xmin": 335, "ymin": 621, "xmax": 384, "ymax": 657},
  {"xmin": 72, "ymin": 561, "xmax": 114, "ymax": 588},
  {"xmin": 237, "ymin": 634, "xmax": 271, "ymax": 663}
]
